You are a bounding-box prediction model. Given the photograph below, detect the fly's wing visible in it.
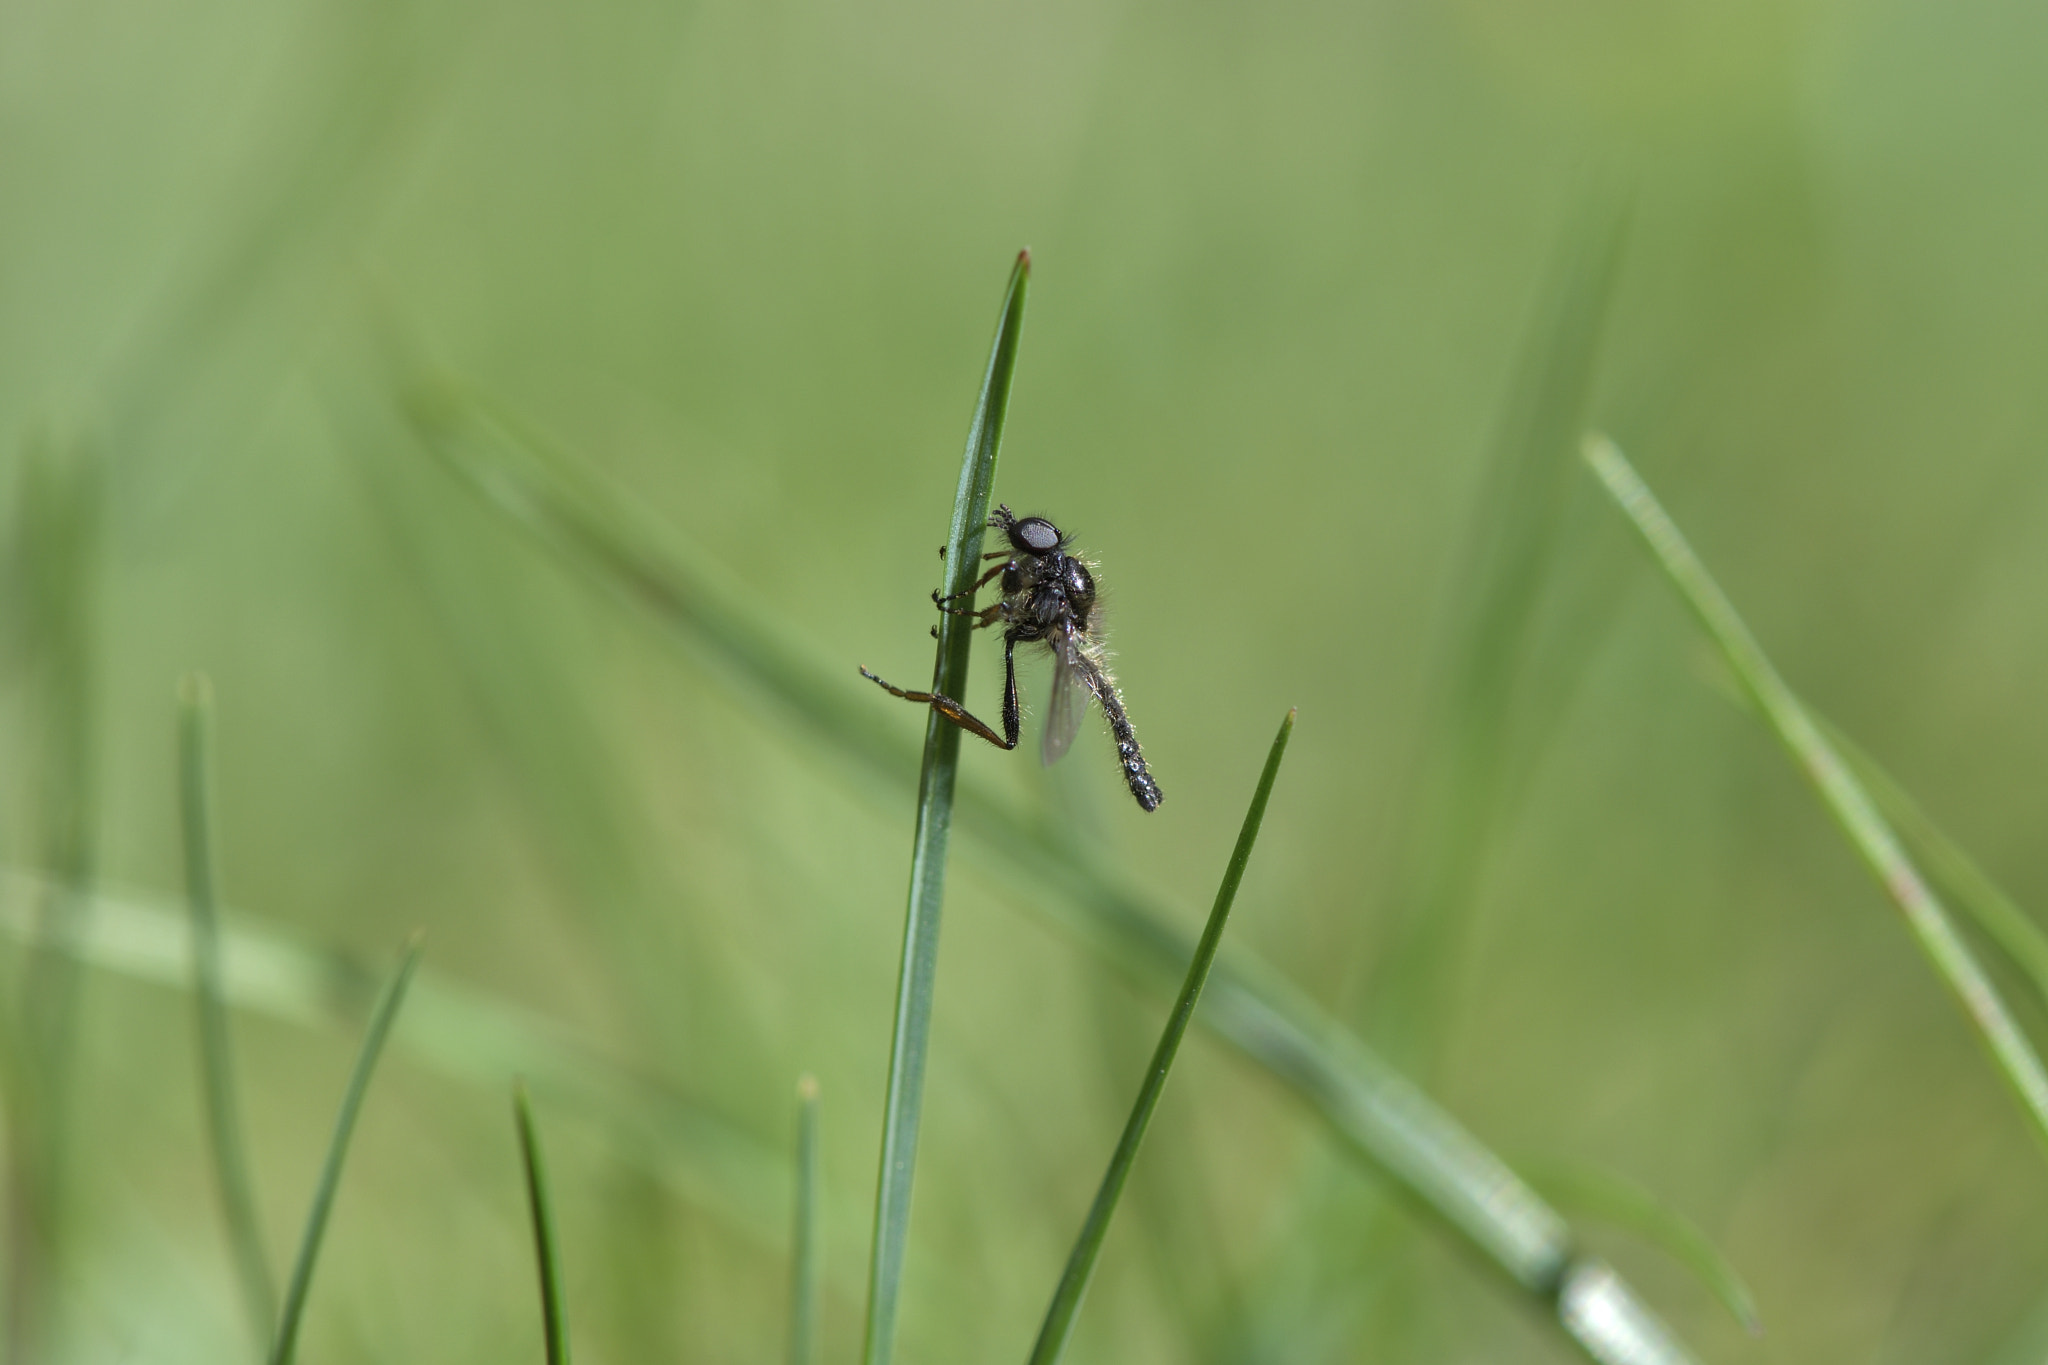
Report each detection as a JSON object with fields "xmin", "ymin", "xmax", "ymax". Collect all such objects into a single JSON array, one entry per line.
[{"xmin": 1040, "ymin": 628, "xmax": 1095, "ymax": 766}]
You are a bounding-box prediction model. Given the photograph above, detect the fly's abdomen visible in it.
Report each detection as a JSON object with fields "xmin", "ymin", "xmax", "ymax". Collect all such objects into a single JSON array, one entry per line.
[{"xmin": 1097, "ymin": 684, "xmax": 1162, "ymax": 811}]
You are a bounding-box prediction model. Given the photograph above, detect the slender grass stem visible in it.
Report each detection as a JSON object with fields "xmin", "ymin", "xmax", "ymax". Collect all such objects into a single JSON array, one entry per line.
[
  {"xmin": 514, "ymin": 1079, "xmax": 571, "ymax": 1365},
  {"xmin": 861, "ymin": 249, "xmax": 1030, "ymax": 1365},
  {"xmin": 178, "ymin": 674, "xmax": 277, "ymax": 1350},
  {"xmin": 1583, "ymin": 432, "xmax": 2048, "ymax": 1157},
  {"xmin": 790, "ymin": 1075, "xmax": 822, "ymax": 1365},
  {"xmin": 268, "ymin": 935, "xmax": 423, "ymax": 1365},
  {"xmin": 1027, "ymin": 710, "xmax": 1294, "ymax": 1365}
]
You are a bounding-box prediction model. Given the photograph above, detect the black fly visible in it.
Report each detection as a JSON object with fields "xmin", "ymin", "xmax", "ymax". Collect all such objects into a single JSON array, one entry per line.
[{"xmin": 860, "ymin": 504, "xmax": 1162, "ymax": 812}]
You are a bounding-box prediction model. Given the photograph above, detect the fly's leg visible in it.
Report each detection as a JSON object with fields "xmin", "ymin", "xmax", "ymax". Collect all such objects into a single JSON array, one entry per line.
[
  {"xmin": 935, "ymin": 601, "xmax": 1006, "ymax": 626},
  {"xmin": 928, "ymin": 600, "xmax": 1005, "ymax": 638},
  {"xmin": 858, "ymin": 640, "xmax": 1021, "ymax": 752},
  {"xmin": 934, "ymin": 561, "xmax": 1007, "ymax": 605},
  {"xmin": 998, "ymin": 634, "xmax": 1020, "ymax": 752}
]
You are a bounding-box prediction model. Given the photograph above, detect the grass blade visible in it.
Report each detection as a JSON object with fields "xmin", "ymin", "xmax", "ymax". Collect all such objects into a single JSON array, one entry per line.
[
  {"xmin": 1583, "ymin": 432, "xmax": 2048, "ymax": 1155},
  {"xmin": 390, "ymin": 357, "xmax": 1706, "ymax": 1365},
  {"xmin": 3, "ymin": 436, "xmax": 102, "ymax": 1365},
  {"xmin": 790, "ymin": 1075, "xmax": 822, "ymax": 1365},
  {"xmin": 269, "ymin": 934, "xmax": 423, "ymax": 1365},
  {"xmin": 1527, "ymin": 1163, "xmax": 1760, "ymax": 1335},
  {"xmin": 862, "ymin": 249, "xmax": 1030, "ymax": 1365},
  {"xmin": 1027, "ymin": 709, "xmax": 1295, "ymax": 1365},
  {"xmin": 178, "ymin": 674, "xmax": 278, "ymax": 1349},
  {"xmin": 514, "ymin": 1079, "xmax": 572, "ymax": 1365},
  {"xmin": 0, "ymin": 870, "xmax": 791, "ymax": 1249},
  {"xmin": 1819, "ymin": 719, "xmax": 2048, "ymax": 1015},
  {"xmin": 1369, "ymin": 194, "xmax": 1627, "ymax": 1073}
]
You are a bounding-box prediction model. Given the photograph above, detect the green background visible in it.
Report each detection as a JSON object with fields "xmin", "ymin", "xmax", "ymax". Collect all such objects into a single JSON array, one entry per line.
[{"xmin": 6, "ymin": 0, "xmax": 2048, "ymax": 1360}]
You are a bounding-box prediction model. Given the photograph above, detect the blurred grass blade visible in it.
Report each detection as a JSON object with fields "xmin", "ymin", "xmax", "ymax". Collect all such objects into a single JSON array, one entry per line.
[
  {"xmin": 0, "ymin": 870, "xmax": 790, "ymax": 1249},
  {"xmin": 178, "ymin": 674, "xmax": 278, "ymax": 1349},
  {"xmin": 1583, "ymin": 433, "xmax": 2048, "ymax": 1155},
  {"xmin": 1819, "ymin": 719, "xmax": 2048, "ymax": 1014},
  {"xmin": 390, "ymin": 347, "xmax": 1703, "ymax": 1365},
  {"xmin": 1028, "ymin": 710, "xmax": 1294, "ymax": 1365},
  {"xmin": 514, "ymin": 1080, "xmax": 572, "ymax": 1365},
  {"xmin": 1686, "ymin": 659, "xmax": 2048, "ymax": 1023},
  {"xmin": 1527, "ymin": 1164, "xmax": 1760, "ymax": 1334},
  {"xmin": 790, "ymin": 1075, "xmax": 822, "ymax": 1365},
  {"xmin": 269, "ymin": 935, "xmax": 422, "ymax": 1365},
  {"xmin": 863, "ymin": 249, "xmax": 1030, "ymax": 1365},
  {"xmin": 4, "ymin": 436, "xmax": 103, "ymax": 1365},
  {"xmin": 1370, "ymin": 193, "xmax": 1627, "ymax": 1073}
]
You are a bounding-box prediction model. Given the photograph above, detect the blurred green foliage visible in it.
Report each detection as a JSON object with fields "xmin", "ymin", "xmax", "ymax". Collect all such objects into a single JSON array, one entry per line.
[{"xmin": 5, "ymin": 0, "xmax": 2048, "ymax": 1361}]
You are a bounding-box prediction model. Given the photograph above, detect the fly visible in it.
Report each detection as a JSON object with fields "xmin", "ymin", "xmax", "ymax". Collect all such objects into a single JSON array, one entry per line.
[{"xmin": 860, "ymin": 504, "xmax": 1163, "ymax": 812}]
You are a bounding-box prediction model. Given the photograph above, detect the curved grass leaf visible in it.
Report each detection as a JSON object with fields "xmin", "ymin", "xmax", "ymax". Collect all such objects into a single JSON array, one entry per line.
[
  {"xmin": 863, "ymin": 249, "xmax": 1030, "ymax": 1365},
  {"xmin": 178, "ymin": 674, "xmax": 278, "ymax": 1349},
  {"xmin": 387, "ymin": 344, "xmax": 1703, "ymax": 1365},
  {"xmin": 790, "ymin": 1075, "xmax": 822, "ymax": 1365},
  {"xmin": 1028, "ymin": 709, "xmax": 1294, "ymax": 1365},
  {"xmin": 514, "ymin": 1080, "xmax": 571, "ymax": 1365},
  {"xmin": 269, "ymin": 935, "xmax": 422, "ymax": 1365},
  {"xmin": 1583, "ymin": 432, "xmax": 2048, "ymax": 1158},
  {"xmin": 1526, "ymin": 1163, "xmax": 1760, "ymax": 1335}
]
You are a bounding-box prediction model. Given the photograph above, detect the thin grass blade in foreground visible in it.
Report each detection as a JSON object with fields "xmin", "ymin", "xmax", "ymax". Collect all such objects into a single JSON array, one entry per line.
[
  {"xmin": 790, "ymin": 1075, "xmax": 822, "ymax": 1365},
  {"xmin": 1583, "ymin": 432, "xmax": 2048, "ymax": 1155},
  {"xmin": 515, "ymin": 1079, "xmax": 572, "ymax": 1365},
  {"xmin": 1029, "ymin": 709, "xmax": 1294, "ymax": 1365},
  {"xmin": 269, "ymin": 934, "xmax": 423, "ymax": 1365},
  {"xmin": 179, "ymin": 675, "xmax": 277, "ymax": 1348},
  {"xmin": 863, "ymin": 250, "xmax": 1030, "ymax": 1365},
  {"xmin": 394, "ymin": 370, "xmax": 1705, "ymax": 1365}
]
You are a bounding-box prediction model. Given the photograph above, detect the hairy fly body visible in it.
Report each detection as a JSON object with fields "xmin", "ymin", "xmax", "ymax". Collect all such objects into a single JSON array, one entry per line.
[{"xmin": 860, "ymin": 504, "xmax": 1162, "ymax": 812}]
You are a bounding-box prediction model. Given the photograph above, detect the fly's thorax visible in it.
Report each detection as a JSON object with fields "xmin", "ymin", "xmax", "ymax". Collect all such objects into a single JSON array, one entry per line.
[{"xmin": 1060, "ymin": 556, "xmax": 1095, "ymax": 615}]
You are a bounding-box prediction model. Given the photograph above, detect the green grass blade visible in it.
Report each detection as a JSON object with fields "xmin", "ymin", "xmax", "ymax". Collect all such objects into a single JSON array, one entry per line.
[
  {"xmin": 1370, "ymin": 194, "xmax": 1627, "ymax": 1072},
  {"xmin": 1683, "ymin": 658, "xmax": 2048, "ymax": 1029},
  {"xmin": 790, "ymin": 1075, "xmax": 822, "ymax": 1365},
  {"xmin": 862, "ymin": 249, "xmax": 1030, "ymax": 1365},
  {"xmin": 390, "ymin": 364, "xmax": 1704, "ymax": 1365},
  {"xmin": 1027, "ymin": 709, "xmax": 1295, "ymax": 1365},
  {"xmin": 4, "ymin": 436, "xmax": 103, "ymax": 1365},
  {"xmin": 1527, "ymin": 1163, "xmax": 1760, "ymax": 1335},
  {"xmin": 178, "ymin": 674, "xmax": 278, "ymax": 1349},
  {"xmin": 1818, "ymin": 718, "xmax": 2048, "ymax": 1015},
  {"xmin": 514, "ymin": 1079, "xmax": 572, "ymax": 1365},
  {"xmin": 268, "ymin": 934, "xmax": 423, "ymax": 1365},
  {"xmin": 0, "ymin": 870, "xmax": 791, "ymax": 1248},
  {"xmin": 1583, "ymin": 432, "xmax": 2048, "ymax": 1156}
]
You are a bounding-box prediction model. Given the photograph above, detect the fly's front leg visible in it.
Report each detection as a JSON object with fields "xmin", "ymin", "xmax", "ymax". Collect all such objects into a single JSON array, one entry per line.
[
  {"xmin": 928, "ymin": 601, "xmax": 1005, "ymax": 638},
  {"xmin": 934, "ymin": 561, "xmax": 1008, "ymax": 606},
  {"xmin": 858, "ymin": 666, "xmax": 1018, "ymax": 751}
]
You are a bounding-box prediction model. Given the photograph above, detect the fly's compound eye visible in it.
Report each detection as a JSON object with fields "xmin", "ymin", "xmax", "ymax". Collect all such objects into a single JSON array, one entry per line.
[{"xmin": 1009, "ymin": 517, "xmax": 1063, "ymax": 554}]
